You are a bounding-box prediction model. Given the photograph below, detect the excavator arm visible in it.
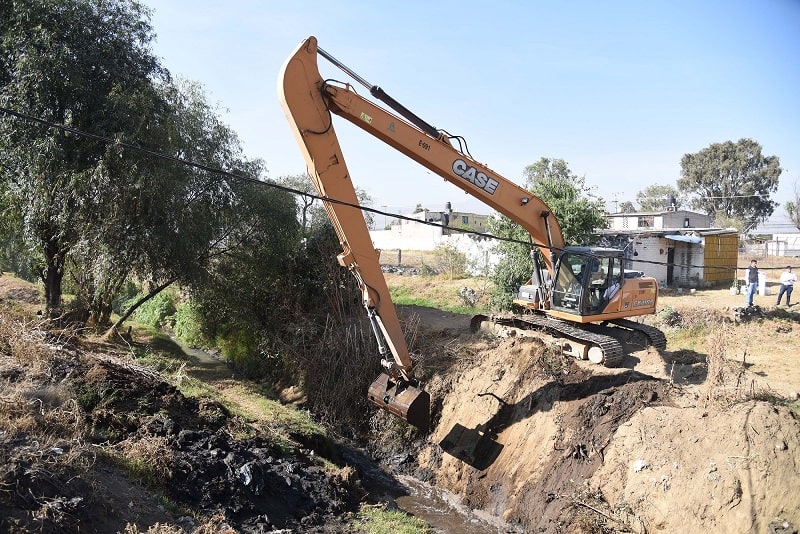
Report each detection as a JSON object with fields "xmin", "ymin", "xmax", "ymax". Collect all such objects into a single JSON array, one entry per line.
[
  {"xmin": 279, "ymin": 37, "xmax": 433, "ymax": 429},
  {"xmin": 279, "ymin": 37, "xmax": 567, "ymax": 430}
]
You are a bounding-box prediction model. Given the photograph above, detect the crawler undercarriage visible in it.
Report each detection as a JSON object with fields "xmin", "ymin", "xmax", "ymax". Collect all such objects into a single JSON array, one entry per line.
[{"xmin": 472, "ymin": 313, "xmax": 667, "ymax": 367}]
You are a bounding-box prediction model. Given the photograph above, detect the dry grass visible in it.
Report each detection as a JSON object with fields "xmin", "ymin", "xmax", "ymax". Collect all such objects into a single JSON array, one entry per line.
[
  {"xmin": 384, "ymin": 272, "xmax": 492, "ymax": 313},
  {"xmin": 122, "ymin": 514, "xmax": 237, "ymax": 534},
  {"xmin": 701, "ymin": 320, "xmax": 791, "ymax": 406},
  {"xmin": 0, "ymin": 309, "xmax": 88, "ymax": 446},
  {"xmin": 293, "ymin": 311, "xmax": 425, "ymax": 431},
  {"xmin": 112, "ymin": 435, "xmax": 175, "ymax": 482}
]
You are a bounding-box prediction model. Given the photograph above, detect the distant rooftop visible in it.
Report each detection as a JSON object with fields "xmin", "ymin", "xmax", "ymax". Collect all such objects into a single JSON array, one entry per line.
[{"xmin": 752, "ymin": 213, "xmax": 799, "ymax": 234}]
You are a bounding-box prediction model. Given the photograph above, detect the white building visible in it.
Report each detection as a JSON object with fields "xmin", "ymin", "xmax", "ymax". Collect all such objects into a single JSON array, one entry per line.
[
  {"xmin": 606, "ymin": 209, "xmax": 711, "ymax": 231},
  {"xmin": 751, "ymin": 213, "xmax": 800, "ymax": 257},
  {"xmin": 370, "ymin": 203, "xmax": 489, "ymax": 251},
  {"xmin": 601, "ymin": 210, "xmax": 737, "ymax": 288},
  {"xmin": 369, "ymin": 205, "xmax": 497, "ymax": 274}
]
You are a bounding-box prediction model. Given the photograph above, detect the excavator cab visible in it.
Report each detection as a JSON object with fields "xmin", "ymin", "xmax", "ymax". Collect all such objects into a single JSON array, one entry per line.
[{"xmin": 550, "ymin": 248, "xmax": 625, "ymax": 317}]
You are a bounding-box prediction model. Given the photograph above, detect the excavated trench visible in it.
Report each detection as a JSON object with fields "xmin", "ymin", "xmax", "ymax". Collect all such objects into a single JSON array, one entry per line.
[
  {"xmin": 3, "ymin": 295, "xmax": 798, "ymax": 533},
  {"xmin": 179, "ymin": 338, "xmax": 512, "ymax": 532}
]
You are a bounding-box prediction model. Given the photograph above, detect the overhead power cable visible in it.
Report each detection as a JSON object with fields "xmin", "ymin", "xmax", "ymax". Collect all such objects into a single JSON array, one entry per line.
[
  {"xmin": 0, "ymin": 105, "xmax": 789, "ymax": 275},
  {"xmin": 0, "ymin": 105, "xmax": 543, "ymax": 249}
]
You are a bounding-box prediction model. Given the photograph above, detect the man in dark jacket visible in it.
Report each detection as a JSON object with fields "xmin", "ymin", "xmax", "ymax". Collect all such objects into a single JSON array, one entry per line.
[{"xmin": 745, "ymin": 259, "xmax": 759, "ymax": 306}]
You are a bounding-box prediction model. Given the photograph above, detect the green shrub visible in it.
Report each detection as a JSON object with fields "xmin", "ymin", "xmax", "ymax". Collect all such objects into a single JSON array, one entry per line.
[
  {"xmin": 433, "ymin": 242, "xmax": 468, "ymax": 279},
  {"xmin": 173, "ymin": 302, "xmax": 206, "ymax": 347},
  {"xmin": 132, "ymin": 291, "xmax": 177, "ymax": 329}
]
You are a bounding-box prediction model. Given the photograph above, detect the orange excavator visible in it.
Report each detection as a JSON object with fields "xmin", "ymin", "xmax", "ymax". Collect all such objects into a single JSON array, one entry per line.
[{"xmin": 278, "ymin": 36, "xmax": 665, "ymax": 431}]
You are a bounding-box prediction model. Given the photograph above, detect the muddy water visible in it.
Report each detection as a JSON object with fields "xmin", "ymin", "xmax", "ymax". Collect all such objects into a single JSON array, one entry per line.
[
  {"xmin": 176, "ymin": 339, "xmax": 517, "ymax": 532},
  {"xmin": 340, "ymin": 446, "xmax": 519, "ymax": 534},
  {"xmin": 393, "ymin": 474, "xmax": 521, "ymax": 533},
  {"xmin": 175, "ymin": 338, "xmax": 221, "ymax": 366}
]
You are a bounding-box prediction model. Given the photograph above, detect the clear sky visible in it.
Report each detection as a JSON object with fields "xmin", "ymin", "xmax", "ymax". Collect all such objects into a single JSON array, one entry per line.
[{"xmin": 143, "ymin": 0, "xmax": 800, "ymax": 217}]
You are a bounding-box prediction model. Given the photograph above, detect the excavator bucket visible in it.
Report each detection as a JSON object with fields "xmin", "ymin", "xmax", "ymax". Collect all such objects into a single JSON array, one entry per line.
[{"xmin": 368, "ymin": 373, "xmax": 430, "ymax": 431}]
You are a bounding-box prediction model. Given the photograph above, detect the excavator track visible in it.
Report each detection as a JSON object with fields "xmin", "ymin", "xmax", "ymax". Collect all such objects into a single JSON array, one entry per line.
[
  {"xmin": 609, "ymin": 319, "xmax": 668, "ymax": 350},
  {"xmin": 478, "ymin": 313, "xmax": 626, "ymax": 368}
]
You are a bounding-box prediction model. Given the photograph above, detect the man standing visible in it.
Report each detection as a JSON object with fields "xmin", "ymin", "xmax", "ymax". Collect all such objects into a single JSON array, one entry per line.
[
  {"xmin": 745, "ymin": 259, "xmax": 759, "ymax": 306},
  {"xmin": 776, "ymin": 266, "xmax": 797, "ymax": 306}
]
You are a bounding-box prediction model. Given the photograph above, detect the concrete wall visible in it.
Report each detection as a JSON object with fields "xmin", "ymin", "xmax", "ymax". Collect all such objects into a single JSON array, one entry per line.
[
  {"xmin": 370, "ymin": 223, "xmax": 444, "ymax": 251},
  {"xmin": 631, "ymin": 236, "xmax": 709, "ymax": 288},
  {"xmin": 660, "ymin": 211, "xmax": 711, "ymax": 229},
  {"xmin": 369, "ymin": 228, "xmax": 498, "ymax": 275}
]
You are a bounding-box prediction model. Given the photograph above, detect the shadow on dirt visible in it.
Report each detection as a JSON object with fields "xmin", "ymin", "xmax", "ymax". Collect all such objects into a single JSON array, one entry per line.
[
  {"xmin": 661, "ymin": 348, "xmax": 709, "ymax": 385},
  {"xmin": 439, "ymin": 370, "xmax": 662, "ymax": 470}
]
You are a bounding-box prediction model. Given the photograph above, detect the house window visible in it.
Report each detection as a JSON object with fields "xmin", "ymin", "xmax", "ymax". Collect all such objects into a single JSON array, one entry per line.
[
  {"xmin": 637, "ymin": 216, "xmax": 653, "ymax": 228},
  {"xmin": 684, "ymin": 218, "xmax": 690, "ymax": 228},
  {"xmin": 462, "ymin": 215, "xmax": 469, "ymax": 225}
]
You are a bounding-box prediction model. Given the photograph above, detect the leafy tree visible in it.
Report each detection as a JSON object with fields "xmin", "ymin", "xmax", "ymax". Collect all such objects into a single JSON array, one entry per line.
[
  {"xmin": 522, "ymin": 158, "xmax": 607, "ymax": 245},
  {"xmin": 487, "ymin": 214, "xmax": 533, "ymax": 309},
  {"xmin": 618, "ymin": 201, "xmax": 637, "ymax": 213},
  {"xmin": 279, "ymin": 174, "xmax": 319, "ymax": 236},
  {"xmin": 278, "ymin": 173, "xmax": 375, "ymax": 236},
  {"xmin": 711, "ymin": 214, "xmax": 748, "ymax": 233},
  {"xmin": 0, "ymin": 0, "xmax": 165, "ymax": 310},
  {"xmin": 786, "ymin": 180, "xmax": 800, "ymax": 230},
  {"xmin": 678, "ymin": 139, "xmax": 781, "ymax": 231},
  {"xmin": 488, "ymin": 158, "xmax": 607, "ymax": 309},
  {"xmin": 104, "ymin": 80, "xmax": 256, "ymax": 325},
  {"xmin": 636, "ymin": 184, "xmax": 682, "ymax": 211},
  {"xmin": 181, "ymin": 180, "xmax": 300, "ymax": 373}
]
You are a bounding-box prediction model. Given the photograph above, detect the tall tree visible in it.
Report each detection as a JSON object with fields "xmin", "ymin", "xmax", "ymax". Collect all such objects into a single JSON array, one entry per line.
[
  {"xmin": 279, "ymin": 174, "xmax": 319, "ymax": 237},
  {"xmin": 180, "ymin": 179, "xmax": 300, "ymax": 373},
  {"xmin": 636, "ymin": 184, "xmax": 682, "ymax": 212},
  {"xmin": 786, "ymin": 180, "xmax": 800, "ymax": 230},
  {"xmin": 278, "ymin": 173, "xmax": 375, "ymax": 236},
  {"xmin": 678, "ymin": 139, "xmax": 781, "ymax": 231},
  {"xmin": 105, "ymin": 80, "xmax": 280, "ymax": 331},
  {"xmin": 522, "ymin": 158, "xmax": 607, "ymax": 245},
  {"xmin": 618, "ymin": 201, "xmax": 637, "ymax": 213},
  {"xmin": 0, "ymin": 0, "xmax": 165, "ymax": 310},
  {"xmin": 489, "ymin": 157, "xmax": 607, "ymax": 309}
]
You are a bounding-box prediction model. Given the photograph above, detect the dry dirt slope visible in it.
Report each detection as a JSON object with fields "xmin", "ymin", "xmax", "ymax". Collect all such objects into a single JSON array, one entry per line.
[{"xmin": 384, "ymin": 305, "xmax": 800, "ymax": 533}]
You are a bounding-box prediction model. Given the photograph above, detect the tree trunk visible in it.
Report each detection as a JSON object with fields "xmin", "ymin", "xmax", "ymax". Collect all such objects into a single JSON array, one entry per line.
[
  {"xmin": 41, "ymin": 238, "xmax": 65, "ymax": 313},
  {"xmin": 102, "ymin": 278, "xmax": 176, "ymax": 340}
]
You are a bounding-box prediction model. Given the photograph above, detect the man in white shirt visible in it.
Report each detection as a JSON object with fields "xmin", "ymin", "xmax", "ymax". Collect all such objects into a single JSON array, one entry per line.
[{"xmin": 776, "ymin": 266, "xmax": 797, "ymax": 306}]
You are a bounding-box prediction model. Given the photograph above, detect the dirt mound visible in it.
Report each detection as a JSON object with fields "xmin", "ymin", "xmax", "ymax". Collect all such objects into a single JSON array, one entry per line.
[
  {"xmin": 0, "ymin": 315, "xmax": 360, "ymax": 533},
  {"xmin": 382, "ymin": 310, "xmax": 800, "ymax": 533},
  {"xmin": 0, "ymin": 275, "xmax": 41, "ymax": 305},
  {"xmin": 595, "ymin": 401, "xmax": 800, "ymax": 533}
]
